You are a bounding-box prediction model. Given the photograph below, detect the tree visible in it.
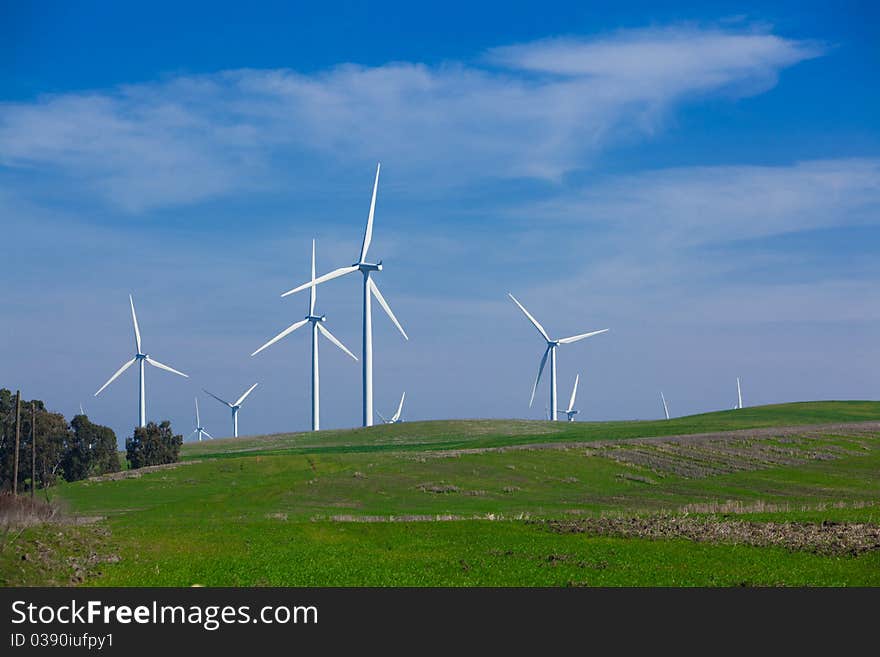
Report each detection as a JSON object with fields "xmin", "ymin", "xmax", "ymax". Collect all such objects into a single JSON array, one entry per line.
[
  {"xmin": 1, "ymin": 390, "xmax": 69, "ymax": 492},
  {"xmin": 125, "ymin": 421, "xmax": 182, "ymax": 469},
  {"xmin": 63, "ymin": 415, "xmax": 121, "ymax": 482}
]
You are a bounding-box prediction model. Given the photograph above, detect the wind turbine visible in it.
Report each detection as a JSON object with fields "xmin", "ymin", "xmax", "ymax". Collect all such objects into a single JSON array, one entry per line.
[
  {"xmin": 660, "ymin": 391, "xmax": 670, "ymax": 420},
  {"xmin": 735, "ymin": 377, "xmax": 743, "ymax": 410},
  {"xmin": 188, "ymin": 398, "xmax": 213, "ymax": 442},
  {"xmin": 508, "ymin": 293, "xmax": 608, "ymax": 421},
  {"xmin": 558, "ymin": 374, "xmax": 580, "ymax": 422},
  {"xmin": 204, "ymin": 383, "xmax": 259, "ymax": 438},
  {"xmin": 377, "ymin": 392, "xmax": 406, "ymax": 424},
  {"xmin": 252, "ymin": 240, "xmax": 358, "ymax": 431},
  {"xmin": 279, "ymin": 163, "xmax": 408, "ymax": 427},
  {"xmin": 94, "ymin": 294, "xmax": 189, "ymax": 427}
]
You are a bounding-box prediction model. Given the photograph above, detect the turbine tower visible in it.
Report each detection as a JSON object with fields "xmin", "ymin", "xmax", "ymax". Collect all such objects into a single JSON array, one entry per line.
[
  {"xmin": 280, "ymin": 163, "xmax": 408, "ymax": 427},
  {"xmin": 252, "ymin": 240, "xmax": 358, "ymax": 431},
  {"xmin": 736, "ymin": 377, "xmax": 743, "ymax": 410},
  {"xmin": 660, "ymin": 391, "xmax": 670, "ymax": 420},
  {"xmin": 188, "ymin": 398, "xmax": 213, "ymax": 442},
  {"xmin": 558, "ymin": 374, "xmax": 580, "ymax": 422},
  {"xmin": 377, "ymin": 392, "xmax": 406, "ymax": 424},
  {"xmin": 204, "ymin": 383, "xmax": 259, "ymax": 438},
  {"xmin": 95, "ymin": 294, "xmax": 189, "ymax": 427},
  {"xmin": 508, "ymin": 293, "xmax": 608, "ymax": 421}
]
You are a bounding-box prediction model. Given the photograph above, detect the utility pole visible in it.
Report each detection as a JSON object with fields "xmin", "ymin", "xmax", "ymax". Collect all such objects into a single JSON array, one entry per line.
[
  {"xmin": 12, "ymin": 390, "xmax": 21, "ymax": 497},
  {"xmin": 30, "ymin": 403, "xmax": 36, "ymax": 498}
]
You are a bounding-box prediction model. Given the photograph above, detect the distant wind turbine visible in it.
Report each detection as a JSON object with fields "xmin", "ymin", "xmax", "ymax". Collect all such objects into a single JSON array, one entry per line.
[
  {"xmin": 188, "ymin": 398, "xmax": 212, "ymax": 442},
  {"xmin": 279, "ymin": 163, "xmax": 408, "ymax": 427},
  {"xmin": 204, "ymin": 383, "xmax": 259, "ymax": 438},
  {"xmin": 252, "ymin": 240, "xmax": 358, "ymax": 431},
  {"xmin": 736, "ymin": 377, "xmax": 743, "ymax": 410},
  {"xmin": 660, "ymin": 391, "xmax": 670, "ymax": 420},
  {"xmin": 508, "ymin": 293, "xmax": 608, "ymax": 421},
  {"xmin": 94, "ymin": 295, "xmax": 189, "ymax": 427},
  {"xmin": 377, "ymin": 392, "xmax": 406, "ymax": 424},
  {"xmin": 558, "ymin": 374, "xmax": 580, "ymax": 422},
  {"xmin": 79, "ymin": 403, "xmax": 85, "ymax": 417}
]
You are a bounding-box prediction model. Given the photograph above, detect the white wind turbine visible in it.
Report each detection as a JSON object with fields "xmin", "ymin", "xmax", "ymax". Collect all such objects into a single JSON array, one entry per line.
[
  {"xmin": 735, "ymin": 377, "xmax": 743, "ymax": 410},
  {"xmin": 279, "ymin": 163, "xmax": 408, "ymax": 427},
  {"xmin": 660, "ymin": 391, "xmax": 670, "ymax": 420},
  {"xmin": 204, "ymin": 383, "xmax": 259, "ymax": 438},
  {"xmin": 377, "ymin": 392, "xmax": 406, "ymax": 424},
  {"xmin": 188, "ymin": 398, "xmax": 213, "ymax": 442},
  {"xmin": 558, "ymin": 374, "xmax": 580, "ymax": 422},
  {"xmin": 252, "ymin": 240, "xmax": 358, "ymax": 431},
  {"xmin": 508, "ymin": 293, "xmax": 608, "ymax": 421},
  {"xmin": 94, "ymin": 294, "xmax": 189, "ymax": 427}
]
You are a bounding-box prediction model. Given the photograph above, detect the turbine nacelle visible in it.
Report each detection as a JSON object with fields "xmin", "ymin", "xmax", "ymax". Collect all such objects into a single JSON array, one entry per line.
[
  {"xmin": 306, "ymin": 314, "xmax": 327, "ymax": 323},
  {"xmin": 356, "ymin": 261, "xmax": 382, "ymax": 272}
]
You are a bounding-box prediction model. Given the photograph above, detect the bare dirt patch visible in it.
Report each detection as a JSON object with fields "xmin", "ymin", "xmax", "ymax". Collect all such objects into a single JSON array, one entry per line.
[
  {"xmin": 539, "ymin": 516, "xmax": 880, "ymax": 556},
  {"xmin": 87, "ymin": 460, "xmax": 202, "ymax": 483}
]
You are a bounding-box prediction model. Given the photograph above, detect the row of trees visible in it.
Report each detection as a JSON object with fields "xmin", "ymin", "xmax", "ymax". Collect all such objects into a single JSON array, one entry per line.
[{"xmin": 1, "ymin": 388, "xmax": 184, "ymax": 493}]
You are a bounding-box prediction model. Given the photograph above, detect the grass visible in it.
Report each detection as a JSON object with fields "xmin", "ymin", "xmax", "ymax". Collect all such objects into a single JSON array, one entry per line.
[{"xmin": 3, "ymin": 401, "xmax": 879, "ymax": 586}]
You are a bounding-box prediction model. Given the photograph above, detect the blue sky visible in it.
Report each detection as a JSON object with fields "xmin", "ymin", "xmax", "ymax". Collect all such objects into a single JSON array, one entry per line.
[{"xmin": 1, "ymin": 1, "xmax": 879, "ymax": 441}]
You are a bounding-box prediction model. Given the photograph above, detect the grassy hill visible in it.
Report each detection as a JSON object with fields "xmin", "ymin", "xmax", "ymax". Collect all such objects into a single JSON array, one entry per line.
[
  {"xmin": 181, "ymin": 400, "xmax": 880, "ymax": 458},
  {"xmin": 3, "ymin": 401, "xmax": 879, "ymax": 586}
]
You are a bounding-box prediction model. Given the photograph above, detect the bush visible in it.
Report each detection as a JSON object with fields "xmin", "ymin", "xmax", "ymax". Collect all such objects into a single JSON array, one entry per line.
[
  {"xmin": 125, "ymin": 421, "xmax": 182, "ymax": 469},
  {"xmin": 63, "ymin": 415, "xmax": 121, "ymax": 482}
]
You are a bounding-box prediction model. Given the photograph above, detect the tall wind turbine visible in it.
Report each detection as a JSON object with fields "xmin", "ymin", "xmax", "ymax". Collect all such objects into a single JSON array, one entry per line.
[
  {"xmin": 94, "ymin": 294, "xmax": 189, "ymax": 427},
  {"xmin": 736, "ymin": 377, "xmax": 743, "ymax": 410},
  {"xmin": 188, "ymin": 398, "xmax": 213, "ymax": 442},
  {"xmin": 377, "ymin": 392, "xmax": 406, "ymax": 424},
  {"xmin": 508, "ymin": 293, "xmax": 608, "ymax": 421},
  {"xmin": 279, "ymin": 163, "xmax": 408, "ymax": 427},
  {"xmin": 252, "ymin": 240, "xmax": 358, "ymax": 431},
  {"xmin": 558, "ymin": 374, "xmax": 580, "ymax": 422},
  {"xmin": 204, "ymin": 383, "xmax": 259, "ymax": 438},
  {"xmin": 660, "ymin": 391, "xmax": 670, "ymax": 420}
]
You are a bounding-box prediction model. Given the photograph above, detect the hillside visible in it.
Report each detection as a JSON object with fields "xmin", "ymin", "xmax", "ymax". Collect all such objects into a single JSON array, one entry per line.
[
  {"xmin": 180, "ymin": 400, "xmax": 880, "ymax": 458},
  {"xmin": 3, "ymin": 401, "xmax": 879, "ymax": 586}
]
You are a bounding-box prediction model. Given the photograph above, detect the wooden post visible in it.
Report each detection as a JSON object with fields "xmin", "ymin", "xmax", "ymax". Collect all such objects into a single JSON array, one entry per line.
[
  {"xmin": 12, "ymin": 390, "xmax": 21, "ymax": 496},
  {"xmin": 31, "ymin": 403, "xmax": 36, "ymax": 498}
]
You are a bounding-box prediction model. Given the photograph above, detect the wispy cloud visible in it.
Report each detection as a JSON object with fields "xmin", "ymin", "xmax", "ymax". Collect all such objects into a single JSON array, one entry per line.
[{"xmin": 0, "ymin": 25, "xmax": 822, "ymax": 211}]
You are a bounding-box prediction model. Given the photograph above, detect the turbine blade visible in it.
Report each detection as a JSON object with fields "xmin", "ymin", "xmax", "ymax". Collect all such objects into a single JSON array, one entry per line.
[
  {"xmin": 507, "ymin": 293, "xmax": 549, "ymax": 341},
  {"xmin": 369, "ymin": 278, "xmax": 408, "ymax": 340},
  {"xmin": 195, "ymin": 397, "xmax": 200, "ymax": 425},
  {"xmin": 557, "ymin": 328, "xmax": 609, "ymax": 344},
  {"xmin": 146, "ymin": 357, "xmax": 188, "ymax": 378},
  {"xmin": 204, "ymin": 389, "xmax": 233, "ymax": 408},
  {"xmin": 129, "ymin": 294, "xmax": 142, "ymax": 353},
  {"xmin": 251, "ymin": 319, "xmax": 309, "ymax": 356},
  {"xmin": 203, "ymin": 430, "xmax": 213, "ymax": 439},
  {"xmin": 529, "ymin": 346, "xmax": 550, "ymax": 408},
  {"xmin": 94, "ymin": 358, "xmax": 137, "ymax": 396},
  {"xmin": 359, "ymin": 162, "xmax": 380, "ymax": 263},
  {"xmin": 187, "ymin": 430, "xmax": 198, "ymax": 440},
  {"xmin": 392, "ymin": 391, "xmax": 406, "ymax": 422},
  {"xmin": 309, "ymin": 239, "xmax": 317, "ymax": 316},
  {"xmin": 376, "ymin": 410, "xmax": 388, "ymax": 423},
  {"xmin": 235, "ymin": 382, "xmax": 259, "ymax": 407},
  {"xmin": 318, "ymin": 323, "xmax": 358, "ymax": 361},
  {"xmin": 280, "ymin": 265, "xmax": 358, "ymax": 297},
  {"xmin": 568, "ymin": 374, "xmax": 579, "ymax": 413}
]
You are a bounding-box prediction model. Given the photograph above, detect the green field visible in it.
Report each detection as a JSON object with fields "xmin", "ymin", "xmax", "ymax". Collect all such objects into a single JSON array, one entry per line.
[{"xmin": 3, "ymin": 401, "xmax": 880, "ymax": 586}]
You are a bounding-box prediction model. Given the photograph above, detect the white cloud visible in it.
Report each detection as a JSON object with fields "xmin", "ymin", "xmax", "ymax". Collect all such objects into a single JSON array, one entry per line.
[
  {"xmin": 0, "ymin": 25, "xmax": 822, "ymax": 211},
  {"xmin": 518, "ymin": 158, "xmax": 880, "ymax": 248}
]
